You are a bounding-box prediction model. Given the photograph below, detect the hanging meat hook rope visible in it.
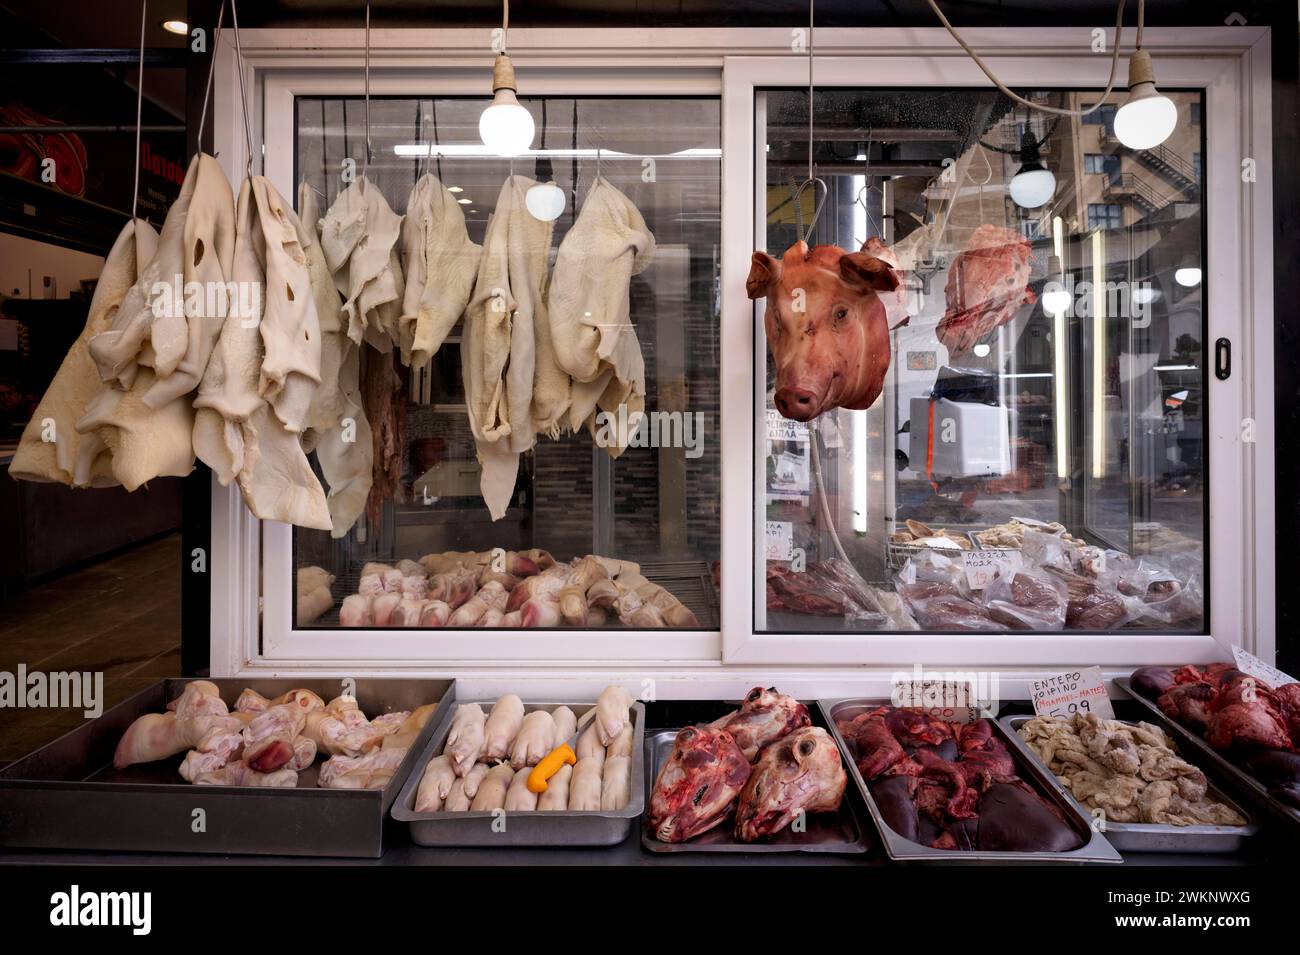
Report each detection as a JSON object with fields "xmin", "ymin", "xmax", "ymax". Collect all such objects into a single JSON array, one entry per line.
[
  {"xmin": 195, "ymin": 0, "xmax": 226, "ymax": 154},
  {"xmin": 361, "ymin": 0, "xmax": 373, "ymax": 191},
  {"xmin": 130, "ymin": 0, "xmax": 147, "ymax": 219}
]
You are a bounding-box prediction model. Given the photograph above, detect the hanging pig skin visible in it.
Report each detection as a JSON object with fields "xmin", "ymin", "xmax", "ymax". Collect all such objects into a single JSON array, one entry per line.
[
  {"xmin": 86, "ymin": 153, "xmax": 237, "ymax": 409},
  {"xmin": 297, "ymin": 182, "xmax": 374, "ymax": 538},
  {"xmin": 9, "ymin": 218, "xmax": 157, "ymax": 488},
  {"xmin": 746, "ymin": 238, "xmax": 903, "ymax": 422},
  {"xmin": 318, "ymin": 175, "xmax": 405, "ymax": 353},
  {"xmin": 192, "ymin": 177, "xmax": 331, "ymax": 531},
  {"xmin": 547, "ymin": 176, "xmax": 653, "ymax": 454},
  {"xmin": 398, "ymin": 173, "xmax": 482, "ymax": 369},
  {"xmin": 461, "ymin": 175, "xmax": 553, "ymax": 520}
]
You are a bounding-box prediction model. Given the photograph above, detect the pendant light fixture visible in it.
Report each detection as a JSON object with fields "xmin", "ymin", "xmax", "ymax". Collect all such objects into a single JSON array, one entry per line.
[
  {"xmin": 927, "ymin": 0, "xmax": 1178, "ymax": 148},
  {"xmin": 1113, "ymin": 49, "xmax": 1177, "ymax": 150},
  {"xmin": 479, "ymin": 0, "xmax": 535, "ymax": 157},
  {"xmin": 1008, "ymin": 131, "xmax": 1056, "ymax": 209},
  {"xmin": 526, "ymin": 100, "xmax": 565, "ymax": 221}
]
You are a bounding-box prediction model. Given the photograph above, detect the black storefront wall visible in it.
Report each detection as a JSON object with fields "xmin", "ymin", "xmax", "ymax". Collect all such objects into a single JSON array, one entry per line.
[{"xmin": 166, "ymin": 0, "xmax": 1298, "ymax": 674}]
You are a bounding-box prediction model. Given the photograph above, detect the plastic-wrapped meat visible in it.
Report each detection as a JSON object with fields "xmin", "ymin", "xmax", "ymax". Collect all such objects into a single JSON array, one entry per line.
[
  {"xmin": 765, "ymin": 559, "xmax": 886, "ymax": 619},
  {"xmin": 982, "ymin": 571, "xmax": 1067, "ymax": 630},
  {"xmin": 936, "ymin": 224, "xmax": 1036, "ymax": 356},
  {"xmin": 899, "ymin": 581, "xmax": 1005, "ymax": 631}
]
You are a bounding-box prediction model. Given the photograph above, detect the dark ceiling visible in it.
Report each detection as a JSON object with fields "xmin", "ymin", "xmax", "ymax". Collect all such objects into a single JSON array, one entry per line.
[{"xmin": 1, "ymin": 0, "xmax": 1290, "ymax": 44}]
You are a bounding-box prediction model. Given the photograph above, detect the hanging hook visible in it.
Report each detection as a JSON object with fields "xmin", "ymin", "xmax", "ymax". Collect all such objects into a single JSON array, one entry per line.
[
  {"xmin": 130, "ymin": 0, "xmax": 147, "ymax": 220},
  {"xmin": 229, "ymin": 0, "xmax": 254, "ymax": 178},
  {"xmin": 789, "ymin": 176, "xmax": 828, "ymax": 246},
  {"xmin": 360, "ymin": 0, "xmax": 373, "ymax": 192},
  {"xmin": 196, "ymin": 0, "xmax": 226, "ymax": 157}
]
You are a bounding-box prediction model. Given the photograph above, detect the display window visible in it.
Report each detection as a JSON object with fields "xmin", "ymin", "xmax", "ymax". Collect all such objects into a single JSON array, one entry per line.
[
  {"xmin": 753, "ymin": 86, "xmax": 1207, "ymax": 637},
  {"xmin": 289, "ymin": 96, "xmax": 722, "ymax": 634},
  {"xmin": 199, "ymin": 27, "xmax": 1274, "ymax": 681}
]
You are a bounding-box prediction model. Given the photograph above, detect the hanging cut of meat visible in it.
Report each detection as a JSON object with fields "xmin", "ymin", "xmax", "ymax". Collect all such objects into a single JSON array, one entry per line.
[
  {"xmin": 936, "ymin": 224, "xmax": 1037, "ymax": 356},
  {"xmin": 361, "ymin": 344, "xmax": 405, "ymax": 531}
]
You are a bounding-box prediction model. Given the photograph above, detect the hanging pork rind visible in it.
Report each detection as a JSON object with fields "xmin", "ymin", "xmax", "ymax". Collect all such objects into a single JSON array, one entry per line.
[
  {"xmin": 192, "ymin": 177, "xmax": 331, "ymax": 530},
  {"xmin": 547, "ymin": 176, "xmax": 654, "ymax": 457},
  {"xmin": 9, "ymin": 218, "xmax": 157, "ymax": 487},
  {"xmin": 398, "ymin": 172, "xmax": 482, "ymax": 369},
  {"xmin": 318, "ymin": 176, "xmax": 405, "ymax": 353}
]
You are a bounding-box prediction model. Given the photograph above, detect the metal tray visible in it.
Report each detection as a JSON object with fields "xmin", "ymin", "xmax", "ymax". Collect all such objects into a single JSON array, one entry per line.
[
  {"xmin": 641, "ymin": 734, "xmax": 868, "ymax": 854},
  {"xmin": 392, "ymin": 695, "xmax": 645, "ymax": 847},
  {"xmin": 1116, "ymin": 677, "xmax": 1300, "ymax": 830},
  {"xmin": 0, "ymin": 678, "xmax": 451, "ymax": 858},
  {"xmin": 820, "ymin": 698, "xmax": 1122, "ymax": 864},
  {"xmin": 1001, "ymin": 714, "xmax": 1257, "ymax": 853}
]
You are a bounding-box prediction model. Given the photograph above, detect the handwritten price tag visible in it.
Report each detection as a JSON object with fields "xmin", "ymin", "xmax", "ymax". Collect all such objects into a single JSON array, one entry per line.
[
  {"xmin": 1030, "ymin": 666, "xmax": 1115, "ymax": 720},
  {"xmin": 963, "ymin": 549, "xmax": 1022, "ymax": 590},
  {"xmin": 765, "ymin": 521, "xmax": 793, "ymax": 561},
  {"xmin": 892, "ymin": 680, "xmax": 985, "ymax": 723},
  {"xmin": 1232, "ymin": 647, "xmax": 1297, "ymax": 687}
]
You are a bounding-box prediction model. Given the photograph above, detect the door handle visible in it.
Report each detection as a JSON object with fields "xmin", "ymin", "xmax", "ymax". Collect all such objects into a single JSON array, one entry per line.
[{"xmin": 1214, "ymin": 337, "xmax": 1231, "ymax": 381}]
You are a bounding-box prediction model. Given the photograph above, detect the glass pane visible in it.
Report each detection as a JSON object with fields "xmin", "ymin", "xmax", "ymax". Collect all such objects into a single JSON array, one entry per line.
[
  {"xmin": 294, "ymin": 96, "xmax": 721, "ymax": 630},
  {"xmin": 756, "ymin": 87, "xmax": 1205, "ymax": 633}
]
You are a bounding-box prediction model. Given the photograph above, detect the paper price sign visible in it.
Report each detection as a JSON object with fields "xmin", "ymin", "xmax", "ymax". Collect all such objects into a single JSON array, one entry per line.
[
  {"xmin": 1030, "ymin": 666, "xmax": 1115, "ymax": 720},
  {"xmin": 765, "ymin": 521, "xmax": 793, "ymax": 561},
  {"xmin": 893, "ymin": 680, "xmax": 984, "ymax": 724},
  {"xmin": 963, "ymin": 549, "xmax": 1022, "ymax": 590},
  {"xmin": 1232, "ymin": 647, "xmax": 1297, "ymax": 687}
]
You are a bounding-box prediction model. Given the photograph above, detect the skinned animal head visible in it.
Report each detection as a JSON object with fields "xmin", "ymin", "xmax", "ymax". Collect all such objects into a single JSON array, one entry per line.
[
  {"xmin": 734, "ymin": 726, "xmax": 847, "ymax": 841},
  {"xmin": 648, "ymin": 725, "xmax": 752, "ymax": 843},
  {"xmin": 711, "ymin": 686, "xmax": 812, "ymax": 761},
  {"xmin": 747, "ymin": 238, "xmax": 902, "ymax": 421}
]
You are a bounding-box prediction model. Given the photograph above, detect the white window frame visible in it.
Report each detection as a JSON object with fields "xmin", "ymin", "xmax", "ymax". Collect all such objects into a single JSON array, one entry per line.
[
  {"xmin": 209, "ymin": 27, "xmax": 1274, "ymax": 694},
  {"xmin": 720, "ymin": 31, "xmax": 1274, "ymax": 666}
]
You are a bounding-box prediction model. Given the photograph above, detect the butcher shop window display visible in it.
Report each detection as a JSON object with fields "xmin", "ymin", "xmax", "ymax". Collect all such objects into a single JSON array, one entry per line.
[
  {"xmin": 755, "ymin": 86, "xmax": 1206, "ymax": 635},
  {"xmin": 290, "ymin": 95, "xmax": 722, "ymax": 631}
]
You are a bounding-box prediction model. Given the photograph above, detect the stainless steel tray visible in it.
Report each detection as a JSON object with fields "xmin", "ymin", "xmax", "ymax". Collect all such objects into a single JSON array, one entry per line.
[
  {"xmin": 1116, "ymin": 677, "xmax": 1300, "ymax": 830},
  {"xmin": 640, "ymin": 728, "xmax": 869, "ymax": 853},
  {"xmin": 392, "ymin": 695, "xmax": 645, "ymax": 847},
  {"xmin": 1001, "ymin": 714, "xmax": 1257, "ymax": 853},
  {"xmin": 820, "ymin": 698, "xmax": 1122, "ymax": 864},
  {"xmin": 0, "ymin": 678, "xmax": 451, "ymax": 858}
]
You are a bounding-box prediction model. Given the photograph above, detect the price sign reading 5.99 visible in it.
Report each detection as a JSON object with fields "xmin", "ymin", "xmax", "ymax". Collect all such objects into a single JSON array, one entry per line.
[{"xmin": 1029, "ymin": 666, "xmax": 1115, "ymax": 720}]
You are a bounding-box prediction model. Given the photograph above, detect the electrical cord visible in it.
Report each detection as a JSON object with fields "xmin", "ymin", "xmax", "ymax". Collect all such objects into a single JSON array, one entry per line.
[{"xmin": 926, "ymin": 0, "xmax": 1131, "ymax": 118}]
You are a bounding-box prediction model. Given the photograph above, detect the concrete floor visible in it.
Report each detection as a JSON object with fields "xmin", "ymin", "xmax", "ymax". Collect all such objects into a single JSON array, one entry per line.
[{"xmin": 0, "ymin": 534, "xmax": 181, "ymax": 767}]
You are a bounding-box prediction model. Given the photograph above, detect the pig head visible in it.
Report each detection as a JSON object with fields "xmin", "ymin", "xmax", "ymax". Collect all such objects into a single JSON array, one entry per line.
[{"xmin": 747, "ymin": 238, "xmax": 902, "ymax": 422}]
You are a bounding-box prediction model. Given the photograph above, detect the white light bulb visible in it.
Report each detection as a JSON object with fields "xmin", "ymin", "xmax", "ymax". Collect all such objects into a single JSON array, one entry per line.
[
  {"xmin": 525, "ymin": 182, "xmax": 566, "ymax": 221},
  {"xmin": 1009, "ymin": 166, "xmax": 1056, "ymax": 209},
  {"xmin": 1132, "ymin": 285, "xmax": 1158, "ymax": 305},
  {"xmin": 479, "ymin": 90, "xmax": 534, "ymax": 157},
  {"xmin": 1042, "ymin": 281, "xmax": 1073, "ymax": 317},
  {"xmin": 1174, "ymin": 266, "xmax": 1202, "ymax": 287},
  {"xmin": 162, "ymin": 19, "xmax": 188, "ymax": 35},
  {"xmin": 1114, "ymin": 93, "xmax": 1178, "ymax": 150},
  {"xmin": 972, "ymin": 343, "xmax": 991, "ymax": 358}
]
